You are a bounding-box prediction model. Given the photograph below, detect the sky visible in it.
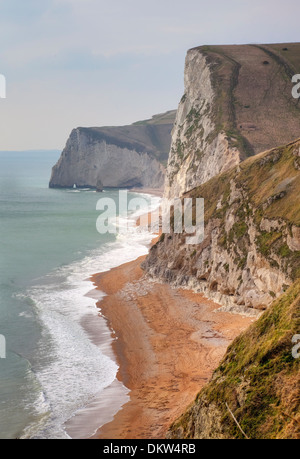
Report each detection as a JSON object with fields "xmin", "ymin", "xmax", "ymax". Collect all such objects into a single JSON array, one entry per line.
[{"xmin": 0, "ymin": 0, "xmax": 299, "ymax": 150}]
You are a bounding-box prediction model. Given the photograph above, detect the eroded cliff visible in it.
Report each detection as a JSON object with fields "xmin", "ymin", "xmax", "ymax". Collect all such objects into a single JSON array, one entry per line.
[
  {"xmin": 49, "ymin": 110, "xmax": 176, "ymax": 189},
  {"xmin": 143, "ymin": 139, "xmax": 300, "ymax": 313},
  {"xmin": 166, "ymin": 43, "xmax": 300, "ymax": 198},
  {"xmin": 144, "ymin": 43, "xmax": 300, "ymax": 440}
]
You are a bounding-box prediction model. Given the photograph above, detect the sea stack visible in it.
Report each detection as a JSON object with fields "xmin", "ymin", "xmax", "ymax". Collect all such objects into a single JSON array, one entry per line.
[{"xmin": 96, "ymin": 178, "xmax": 103, "ymax": 192}]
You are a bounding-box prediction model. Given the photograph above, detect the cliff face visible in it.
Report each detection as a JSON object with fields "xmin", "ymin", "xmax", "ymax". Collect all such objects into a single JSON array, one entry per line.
[
  {"xmin": 49, "ymin": 110, "xmax": 176, "ymax": 189},
  {"xmin": 167, "ymin": 279, "xmax": 300, "ymax": 439},
  {"xmin": 144, "ymin": 43, "xmax": 300, "ymax": 440},
  {"xmin": 165, "ymin": 43, "xmax": 300, "ymax": 199},
  {"xmin": 143, "ymin": 139, "xmax": 300, "ymax": 313}
]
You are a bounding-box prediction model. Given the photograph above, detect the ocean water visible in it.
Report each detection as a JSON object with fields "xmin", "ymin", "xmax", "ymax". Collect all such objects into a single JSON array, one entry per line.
[{"xmin": 0, "ymin": 150, "xmax": 160, "ymax": 439}]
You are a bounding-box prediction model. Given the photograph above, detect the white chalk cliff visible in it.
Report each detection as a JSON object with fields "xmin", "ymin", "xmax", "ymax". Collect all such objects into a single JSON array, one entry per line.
[{"xmin": 50, "ymin": 111, "xmax": 176, "ymax": 190}]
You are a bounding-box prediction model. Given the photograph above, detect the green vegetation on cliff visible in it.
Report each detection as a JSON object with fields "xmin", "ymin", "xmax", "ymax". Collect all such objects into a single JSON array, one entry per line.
[
  {"xmin": 145, "ymin": 139, "xmax": 300, "ymax": 312},
  {"xmin": 186, "ymin": 138, "xmax": 300, "ymax": 282},
  {"xmin": 168, "ymin": 280, "xmax": 300, "ymax": 439},
  {"xmin": 145, "ymin": 137, "xmax": 300, "ymax": 438},
  {"xmin": 157, "ymin": 43, "xmax": 300, "ymax": 440}
]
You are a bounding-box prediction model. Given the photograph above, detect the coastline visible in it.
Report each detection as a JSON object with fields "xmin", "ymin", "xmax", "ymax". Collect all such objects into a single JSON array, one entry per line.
[
  {"xmin": 129, "ymin": 187, "xmax": 164, "ymax": 197},
  {"xmin": 63, "ymin": 191, "xmax": 254, "ymax": 439},
  {"xmin": 89, "ymin": 253, "xmax": 254, "ymax": 439},
  {"xmin": 64, "ymin": 194, "xmax": 162, "ymax": 439}
]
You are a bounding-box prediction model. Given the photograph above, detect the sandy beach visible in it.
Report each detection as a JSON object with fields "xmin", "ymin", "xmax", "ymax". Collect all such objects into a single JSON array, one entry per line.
[{"xmin": 89, "ymin": 251, "xmax": 254, "ymax": 439}]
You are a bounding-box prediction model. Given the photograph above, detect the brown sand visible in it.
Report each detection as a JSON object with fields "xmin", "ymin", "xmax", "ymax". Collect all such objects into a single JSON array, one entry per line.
[{"xmin": 89, "ymin": 253, "xmax": 254, "ymax": 439}]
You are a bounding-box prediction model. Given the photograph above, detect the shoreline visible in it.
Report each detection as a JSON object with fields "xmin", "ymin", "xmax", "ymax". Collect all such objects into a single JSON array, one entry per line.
[
  {"xmin": 129, "ymin": 187, "xmax": 164, "ymax": 197},
  {"xmin": 64, "ymin": 204, "xmax": 162, "ymax": 439},
  {"xmin": 89, "ymin": 253, "xmax": 254, "ymax": 439}
]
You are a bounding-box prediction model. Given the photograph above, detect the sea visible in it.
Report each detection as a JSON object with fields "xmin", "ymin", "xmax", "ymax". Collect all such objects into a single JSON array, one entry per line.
[{"xmin": 0, "ymin": 150, "xmax": 160, "ymax": 439}]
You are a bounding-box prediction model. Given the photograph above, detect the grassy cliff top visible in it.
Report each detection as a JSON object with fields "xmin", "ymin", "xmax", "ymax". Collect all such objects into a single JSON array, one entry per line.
[
  {"xmin": 132, "ymin": 109, "xmax": 177, "ymax": 126},
  {"xmin": 188, "ymin": 43, "xmax": 300, "ymax": 159}
]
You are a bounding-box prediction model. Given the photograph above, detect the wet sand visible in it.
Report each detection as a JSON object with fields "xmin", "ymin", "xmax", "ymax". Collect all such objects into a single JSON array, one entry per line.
[{"xmin": 89, "ymin": 254, "xmax": 254, "ymax": 439}]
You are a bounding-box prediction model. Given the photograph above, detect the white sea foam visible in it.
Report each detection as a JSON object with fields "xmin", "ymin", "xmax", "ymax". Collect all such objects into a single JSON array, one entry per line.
[{"xmin": 23, "ymin": 192, "xmax": 160, "ymax": 439}]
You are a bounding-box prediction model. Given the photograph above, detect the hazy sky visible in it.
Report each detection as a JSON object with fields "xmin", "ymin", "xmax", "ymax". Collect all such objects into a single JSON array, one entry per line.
[{"xmin": 0, "ymin": 0, "xmax": 299, "ymax": 150}]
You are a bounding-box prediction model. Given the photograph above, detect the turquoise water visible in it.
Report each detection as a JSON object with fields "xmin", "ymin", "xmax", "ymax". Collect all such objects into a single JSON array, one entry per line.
[{"xmin": 0, "ymin": 151, "xmax": 158, "ymax": 438}]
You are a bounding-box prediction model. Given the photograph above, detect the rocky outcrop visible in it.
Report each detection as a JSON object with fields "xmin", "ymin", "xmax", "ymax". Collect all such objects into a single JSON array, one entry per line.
[
  {"xmin": 49, "ymin": 111, "xmax": 176, "ymax": 190},
  {"xmin": 165, "ymin": 43, "xmax": 300, "ymax": 199},
  {"xmin": 96, "ymin": 177, "xmax": 103, "ymax": 192},
  {"xmin": 143, "ymin": 140, "xmax": 300, "ymax": 313}
]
